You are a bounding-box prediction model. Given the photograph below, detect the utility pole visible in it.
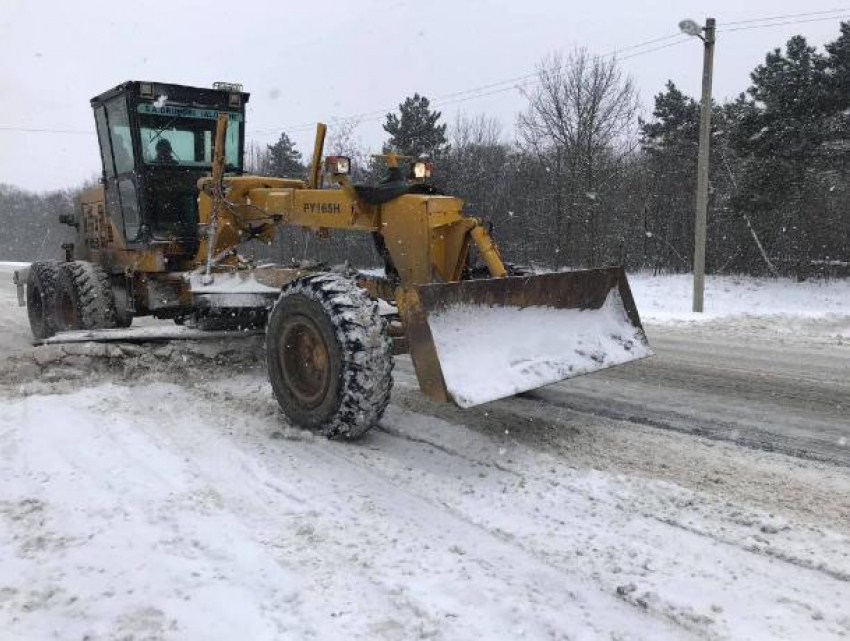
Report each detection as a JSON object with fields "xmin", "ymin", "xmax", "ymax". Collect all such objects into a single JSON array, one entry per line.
[{"xmin": 686, "ymin": 17, "xmax": 716, "ymax": 313}]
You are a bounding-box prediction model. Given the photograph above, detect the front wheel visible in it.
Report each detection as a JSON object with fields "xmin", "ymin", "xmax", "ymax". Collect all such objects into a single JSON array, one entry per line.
[{"xmin": 266, "ymin": 273, "xmax": 393, "ymax": 439}]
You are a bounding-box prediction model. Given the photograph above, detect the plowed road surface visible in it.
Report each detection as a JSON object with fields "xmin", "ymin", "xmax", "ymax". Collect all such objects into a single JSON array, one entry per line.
[{"xmin": 515, "ymin": 327, "xmax": 850, "ymax": 466}]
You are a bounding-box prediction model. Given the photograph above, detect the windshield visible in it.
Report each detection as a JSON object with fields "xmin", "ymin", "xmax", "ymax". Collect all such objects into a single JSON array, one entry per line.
[{"xmin": 137, "ymin": 103, "xmax": 242, "ymax": 169}]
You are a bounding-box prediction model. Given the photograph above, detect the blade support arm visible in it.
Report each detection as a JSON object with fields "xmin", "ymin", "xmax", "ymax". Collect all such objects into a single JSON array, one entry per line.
[{"xmin": 469, "ymin": 221, "xmax": 508, "ymax": 278}]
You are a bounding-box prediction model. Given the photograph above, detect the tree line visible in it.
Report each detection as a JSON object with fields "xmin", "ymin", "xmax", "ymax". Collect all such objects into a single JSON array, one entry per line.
[{"xmin": 3, "ymin": 22, "xmax": 848, "ymax": 279}]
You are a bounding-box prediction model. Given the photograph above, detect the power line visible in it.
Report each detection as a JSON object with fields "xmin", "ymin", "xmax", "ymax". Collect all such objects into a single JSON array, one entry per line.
[
  {"xmin": 721, "ymin": 8, "xmax": 850, "ymax": 26},
  {"xmin": 0, "ymin": 126, "xmax": 93, "ymax": 135},
  {"xmin": 433, "ymin": 30, "xmax": 684, "ymax": 96},
  {"xmin": 719, "ymin": 13, "xmax": 850, "ymax": 33},
  {"xmin": 434, "ymin": 38, "xmax": 693, "ymax": 106},
  {"xmin": 603, "ymin": 32, "xmax": 683, "ymax": 55},
  {"xmin": 4, "ymin": 11, "xmax": 849, "ymax": 139},
  {"xmin": 5, "ymin": 30, "xmax": 690, "ymax": 139},
  {"xmin": 254, "ymin": 11, "xmax": 843, "ymax": 138},
  {"xmin": 251, "ymin": 73, "xmax": 543, "ymax": 134},
  {"xmin": 266, "ymin": 38, "xmax": 695, "ymax": 138},
  {"xmin": 618, "ymin": 37, "xmax": 692, "ymax": 61},
  {"xmin": 251, "ymin": 32, "xmax": 690, "ymax": 137},
  {"xmin": 255, "ymin": 84, "xmax": 535, "ymax": 137}
]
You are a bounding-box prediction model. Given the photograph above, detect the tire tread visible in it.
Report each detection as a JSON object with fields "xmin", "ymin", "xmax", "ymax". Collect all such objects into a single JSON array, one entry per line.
[
  {"xmin": 269, "ymin": 273, "xmax": 394, "ymax": 439},
  {"xmin": 56, "ymin": 261, "xmax": 119, "ymax": 330}
]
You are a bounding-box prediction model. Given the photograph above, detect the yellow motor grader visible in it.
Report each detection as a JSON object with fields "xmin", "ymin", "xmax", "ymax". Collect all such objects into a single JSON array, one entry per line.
[{"xmin": 14, "ymin": 80, "xmax": 650, "ymax": 438}]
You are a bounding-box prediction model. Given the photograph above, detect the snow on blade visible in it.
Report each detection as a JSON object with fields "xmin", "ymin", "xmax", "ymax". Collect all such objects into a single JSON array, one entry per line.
[{"xmin": 428, "ymin": 289, "xmax": 651, "ymax": 407}]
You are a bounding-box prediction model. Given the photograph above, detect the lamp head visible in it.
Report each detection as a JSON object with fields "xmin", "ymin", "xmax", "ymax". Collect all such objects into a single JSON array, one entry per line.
[{"xmin": 678, "ymin": 19, "xmax": 702, "ymax": 37}]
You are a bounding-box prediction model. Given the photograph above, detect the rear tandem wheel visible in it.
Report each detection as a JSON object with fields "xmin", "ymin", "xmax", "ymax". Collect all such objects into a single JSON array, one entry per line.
[
  {"xmin": 53, "ymin": 261, "xmax": 120, "ymax": 332},
  {"xmin": 26, "ymin": 260, "xmax": 62, "ymax": 339}
]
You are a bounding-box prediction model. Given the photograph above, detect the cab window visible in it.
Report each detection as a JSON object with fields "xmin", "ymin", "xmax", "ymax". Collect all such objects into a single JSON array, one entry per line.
[
  {"xmin": 105, "ymin": 98, "xmax": 135, "ymax": 175},
  {"xmin": 94, "ymin": 106, "xmax": 115, "ymax": 179},
  {"xmin": 118, "ymin": 179, "xmax": 141, "ymax": 241},
  {"xmin": 138, "ymin": 105, "xmax": 242, "ymax": 169}
]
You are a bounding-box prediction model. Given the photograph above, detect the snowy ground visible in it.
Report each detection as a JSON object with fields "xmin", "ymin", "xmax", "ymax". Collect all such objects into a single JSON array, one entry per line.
[
  {"xmin": 629, "ymin": 272, "xmax": 850, "ymax": 342},
  {"xmin": 1, "ymin": 263, "xmax": 849, "ymax": 640}
]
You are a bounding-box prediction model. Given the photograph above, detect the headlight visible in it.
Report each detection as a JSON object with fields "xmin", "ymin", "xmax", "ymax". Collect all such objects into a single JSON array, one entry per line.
[
  {"xmin": 325, "ymin": 155, "xmax": 351, "ymax": 175},
  {"xmin": 413, "ymin": 160, "xmax": 432, "ymax": 179}
]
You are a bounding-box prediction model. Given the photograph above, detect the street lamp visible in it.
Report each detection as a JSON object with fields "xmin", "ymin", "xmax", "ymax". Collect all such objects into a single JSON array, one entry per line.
[
  {"xmin": 680, "ymin": 17, "xmax": 716, "ymax": 313},
  {"xmin": 678, "ymin": 19, "xmax": 703, "ymax": 37}
]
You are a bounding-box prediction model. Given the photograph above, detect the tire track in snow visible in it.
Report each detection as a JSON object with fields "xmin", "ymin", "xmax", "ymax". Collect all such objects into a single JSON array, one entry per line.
[
  {"xmin": 153, "ymin": 380, "xmax": 693, "ymax": 639},
  {"xmin": 390, "ymin": 381, "xmax": 850, "ymax": 584},
  {"xmin": 647, "ymin": 514, "xmax": 850, "ymax": 583},
  {"xmin": 366, "ymin": 406, "xmax": 850, "ymax": 639},
  {"xmin": 388, "ymin": 392, "xmax": 850, "ymax": 571},
  {"xmin": 164, "ymin": 367, "xmax": 824, "ymax": 636},
  {"xmin": 385, "ymin": 396, "xmax": 850, "ymax": 585}
]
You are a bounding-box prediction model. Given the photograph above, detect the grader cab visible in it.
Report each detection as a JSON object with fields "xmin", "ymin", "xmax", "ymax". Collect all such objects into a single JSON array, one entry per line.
[
  {"xmin": 75, "ymin": 81, "xmax": 249, "ymax": 264},
  {"xmin": 15, "ymin": 80, "xmax": 650, "ymax": 439}
]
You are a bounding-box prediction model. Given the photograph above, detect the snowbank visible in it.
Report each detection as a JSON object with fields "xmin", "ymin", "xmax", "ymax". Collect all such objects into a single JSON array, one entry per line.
[
  {"xmin": 629, "ymin": 272, "xmax": 850, "ymax": 324},
  {"xmin": 0, "ymin": 263, "xmax": 35, "ymax": 356}
]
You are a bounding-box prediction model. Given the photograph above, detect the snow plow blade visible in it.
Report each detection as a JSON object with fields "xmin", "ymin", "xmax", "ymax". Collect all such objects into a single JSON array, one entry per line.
[{"xmin": 397, "ymin": 267, "xmax": 651, "ymax": 408}]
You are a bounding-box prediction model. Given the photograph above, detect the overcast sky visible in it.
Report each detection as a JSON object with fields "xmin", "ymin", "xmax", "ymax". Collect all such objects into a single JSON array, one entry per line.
[{"xmin": 1, "ymin": 0, "xmax": 847, "ymax": 192}]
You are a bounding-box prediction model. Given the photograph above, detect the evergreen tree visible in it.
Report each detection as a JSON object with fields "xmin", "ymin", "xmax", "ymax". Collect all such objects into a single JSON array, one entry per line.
[
  {"xmin": 640, "ymin": 82, "xmax": 759, "ymax": 274},
  {"xmin": 820, "ymin": 22, "xmax": 850, "ymax": 271},
  {"xmin": 825, "ymin": 22, "xmax": 850, "ymax": 106},
  {"xmin": 639, "ymin": 82, "xmax": 700, "ymax": 271},
  {"xmin": 382, "ymin": 94, "xmax": 448, "ymax": 159},
  {"xmin": 729, "ymin": 35, "xmax": 833, "ymax": 276},
  {"xmin": 641, "ymin": 82, "xmax": 700, "ymax": 148},
  {"xmin": 730, "ymin": 36, "xmax": 831, "ymax": 202},
  {"xmin": 823, "ymin": 22, "xmax": 850, "ymax": 156},
  {"xmin": 264, "ymin": 132, "xmax": 304, "ymax": 178}
]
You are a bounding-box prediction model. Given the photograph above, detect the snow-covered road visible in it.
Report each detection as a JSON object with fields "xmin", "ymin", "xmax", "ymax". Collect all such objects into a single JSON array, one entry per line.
[
  {"xmin": 1, "ymin": 265, "xmax": 849, "ymax": 639},
  {"xmin": 4, "ymin": 375, "xmax": 850, "ymax": 640},
  {"xmin": 520, "ymin": 326, "xmax": 850, "ymax": 466}
]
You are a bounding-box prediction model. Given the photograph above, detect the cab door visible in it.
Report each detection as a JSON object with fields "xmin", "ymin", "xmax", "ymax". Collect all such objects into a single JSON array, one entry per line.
[{"xmin": 94, "ymin": 96, "xmax": 143, "ymax": 246}]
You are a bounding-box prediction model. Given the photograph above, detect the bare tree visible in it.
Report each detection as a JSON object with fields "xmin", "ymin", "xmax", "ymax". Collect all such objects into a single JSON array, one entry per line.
[
  {"xmin": 443, "ymin": 111, "xmax": 511, "ymax": 233},
  {"xmin": 244, "ymin": 140, "xmax": 268, "ymax": 174},
  {"xmin": 519, "ymin": 49, "xmax": 637, "ymax": 154},
  {"xmin": 517, "ymin": 49, "xmax": 639, "ymax": 266},
  {"xmin": 450, "ymin": 111, "xmax": 503, "ymax": 149}
]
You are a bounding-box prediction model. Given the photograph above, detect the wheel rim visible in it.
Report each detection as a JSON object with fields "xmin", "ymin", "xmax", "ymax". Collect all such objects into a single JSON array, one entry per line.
[
  {"xmin": 280, "ymin": 315, "xmax": 331, "ymax": 408},
  {"xmin": 56, "ymin": 289, "xmax": 77, "ymax": 330}
]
